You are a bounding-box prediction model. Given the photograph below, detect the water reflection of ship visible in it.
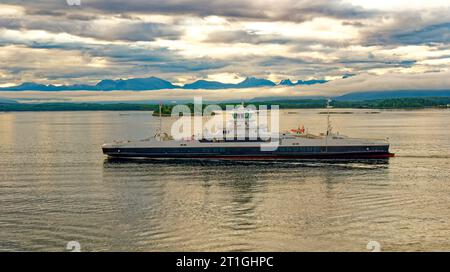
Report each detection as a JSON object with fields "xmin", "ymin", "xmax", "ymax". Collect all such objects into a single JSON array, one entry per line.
[{"xmin": 101, "ymin": 158, "xmax": 390, "ymax": 250}]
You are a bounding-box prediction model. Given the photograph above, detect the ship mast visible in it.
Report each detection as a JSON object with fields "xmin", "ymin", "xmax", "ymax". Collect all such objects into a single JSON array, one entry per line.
[
  {"xmin": 325, "ymin": 98, "xmax": 332, "ymax": 152},
  {"xmin": 157, "ymin": 102, "xmax": 162, "ymax": 140},
  {"xmin": 159, "ymin": 103, "xmax": 162, "ymax": 132}
]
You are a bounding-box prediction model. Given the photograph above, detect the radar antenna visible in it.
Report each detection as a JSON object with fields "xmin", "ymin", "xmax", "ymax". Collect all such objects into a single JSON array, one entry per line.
[{"xmin": 326, "ymin": 98, "xmax": 333, "ymax": 136}]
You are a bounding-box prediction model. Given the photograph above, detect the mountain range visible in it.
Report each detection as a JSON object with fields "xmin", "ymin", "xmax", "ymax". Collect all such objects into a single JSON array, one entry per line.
[{"xmin": 0, "ymin": 76, "xmax": 328, "ymax": 91}]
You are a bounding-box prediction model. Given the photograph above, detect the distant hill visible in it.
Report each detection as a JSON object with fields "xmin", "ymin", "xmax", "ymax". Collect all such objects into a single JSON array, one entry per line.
[
  {"xmin": 336, "ymin": 90, "xmax": 450, "ymax": 101},
  {"xmin": 183, "ymin": 77, "xmax": 277, "ymax": 90},
  {"xmin": 342, "ymin": 73, "xmax": 356, "ymax": 79},
  {"xmin": 0, "ymin": 97, "xmax": 18, "ymax": 104},
  {"xmin": 249, "ymin": 90, "xmax": 450, "ymax": 102},
  {"xmin": 182, "ymin": 80, "xmax": 235, "ymax": 89},
  {"xmin": 296, "ymin": 79, "xmax": 328, "ymax": 85},
  {"xmin": 249, "ymin": 95, "xmax": 324, "ymax": 102},
  {"xmin": 3, "ymin": 82, "xmax": 62, "ymax": 91},
  {"xmin": 95, "ymin": 77, "xmax": 178, "ymax": 90},
  {"xmin": 235, "ymin": 77, "xmax": 276, "ymax": 88},
  {"xmin": 182, "ymin": 77, "xmax": 276, "ymax": 89},
  {"xmin": 279, "ymin": 79, "xmax": 295, "ymax": 86}
]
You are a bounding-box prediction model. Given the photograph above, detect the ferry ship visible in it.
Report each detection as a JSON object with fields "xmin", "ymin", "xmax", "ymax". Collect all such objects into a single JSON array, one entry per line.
[{"xmin": 102, "ymin": 102, "xmax": 394, "ymax": 160}]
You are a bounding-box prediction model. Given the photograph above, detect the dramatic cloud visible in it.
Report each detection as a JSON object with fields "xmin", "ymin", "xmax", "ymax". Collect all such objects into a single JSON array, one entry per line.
[
  {"xmin": 3, "ymin": 0, "xmax": 374, "ymax": 22},
  {"xmin": 0, "ymin": 0, "xmax": 449, "ymax": 92}
]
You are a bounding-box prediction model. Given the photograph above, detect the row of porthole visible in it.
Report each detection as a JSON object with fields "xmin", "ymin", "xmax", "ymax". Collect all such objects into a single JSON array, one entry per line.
[{"xmin": 117, "ymin": 147, "xmax": 384, "ymax": 153}]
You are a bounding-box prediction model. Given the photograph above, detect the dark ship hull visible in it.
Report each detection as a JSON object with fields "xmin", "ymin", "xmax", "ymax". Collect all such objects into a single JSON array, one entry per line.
[{"xmin": 102, "ymin": 144, "xmax": 394, "ymax": 160}]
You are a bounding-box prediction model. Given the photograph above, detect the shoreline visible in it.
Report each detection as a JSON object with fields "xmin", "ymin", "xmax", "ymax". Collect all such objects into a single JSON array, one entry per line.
[
  {"xmin": 1, "ymin": 106, "xmax": 448, "ymax": 113},
  {"xmin": 1, "ymin": 97, "xmax": 450, "ymax": 112}
]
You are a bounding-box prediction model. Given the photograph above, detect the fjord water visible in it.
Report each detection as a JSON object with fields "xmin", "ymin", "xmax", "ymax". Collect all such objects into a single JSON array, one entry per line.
[{"xmin": 0, "ymin": 109, "xmax": 449, "ymax": 252}]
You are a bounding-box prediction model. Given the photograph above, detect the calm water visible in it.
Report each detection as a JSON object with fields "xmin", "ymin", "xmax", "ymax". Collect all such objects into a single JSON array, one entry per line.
[{"xmin": 0, "ymin": 109, "xmax": 449, "ymax": 252}]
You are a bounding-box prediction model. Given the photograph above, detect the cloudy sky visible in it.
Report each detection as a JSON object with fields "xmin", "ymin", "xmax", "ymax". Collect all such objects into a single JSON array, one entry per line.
[{"xmin": 0, "ymin": 0, "xmax": 449, "ymax": 98}]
